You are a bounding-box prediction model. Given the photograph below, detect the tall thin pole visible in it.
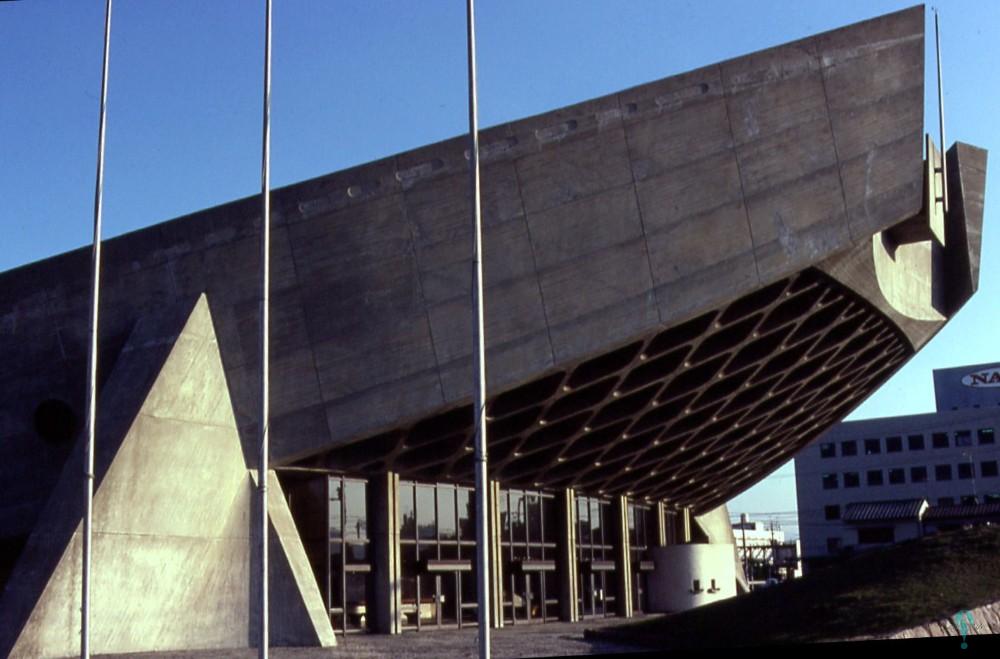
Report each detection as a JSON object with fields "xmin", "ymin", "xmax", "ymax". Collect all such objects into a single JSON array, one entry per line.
[
  {"xmin": 258, "ymin": 0, "xmax": 272, "ymax": 657},
  {"xmin": 466, "ymin": 1, "xmax": 490, "ymax": 657},
  {"xmin": 82, "ymin": 1, "xmax": 112, "ymax": 657},
  {"xmin": 934, "ymin": 9, "xmax": 948, "ymax": 214}
]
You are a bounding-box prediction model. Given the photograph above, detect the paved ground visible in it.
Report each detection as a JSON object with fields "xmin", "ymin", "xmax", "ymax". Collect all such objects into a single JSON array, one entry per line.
[{"xmin": 91, "ymin": 617, "xmax": 655, "ymax": 658}]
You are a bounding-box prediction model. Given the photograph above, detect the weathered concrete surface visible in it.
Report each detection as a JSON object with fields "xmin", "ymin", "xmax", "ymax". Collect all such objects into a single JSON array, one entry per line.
[
  {"xmin": 846, "ymin": 599, "xmax": 999, "ymax": 641},
  {"xmin": 819, "ymin": 142, "xmax": 989, "ymax": 352},
  {"xmin": 0, "ymin": 295, "xmax": 333, "ymax": 657}
]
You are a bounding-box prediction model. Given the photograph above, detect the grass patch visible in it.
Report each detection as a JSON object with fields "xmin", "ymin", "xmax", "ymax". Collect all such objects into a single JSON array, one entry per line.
[{"xmin": 589, "ymin": 525, "xmax": 1000, "ymax": 649}]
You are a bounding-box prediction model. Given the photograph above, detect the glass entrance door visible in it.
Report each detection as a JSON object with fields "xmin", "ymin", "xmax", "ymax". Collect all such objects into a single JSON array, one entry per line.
[
  {"xmin": 576, "ymin": 495, "xmax": 615, "ymax": 618},
  {"xmin": 399, "ymin": 481, "xmax": 478, "ymax": 630}
]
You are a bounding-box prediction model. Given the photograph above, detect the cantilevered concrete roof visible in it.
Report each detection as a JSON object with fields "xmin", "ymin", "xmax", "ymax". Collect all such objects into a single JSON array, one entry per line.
[{"xmin": 0, "ymin": 6, "xmax": 987, "ymax": 530}]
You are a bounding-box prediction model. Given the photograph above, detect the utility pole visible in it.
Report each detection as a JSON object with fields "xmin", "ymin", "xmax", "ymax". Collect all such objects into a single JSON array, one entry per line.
[
  {"xmin": 82, "ymin": 2, "xmax": 113, "ymax": 657},
  {"xmin": 466, "ymin": 1, "xmax": 490, "ymax": 657},
  {"xmin": 257, "ymin": 0, "xmax": 272, "ymax": 657},
  {"xmin": 740, "ymin": 513, "xmax": 748, "ymax": 583}
]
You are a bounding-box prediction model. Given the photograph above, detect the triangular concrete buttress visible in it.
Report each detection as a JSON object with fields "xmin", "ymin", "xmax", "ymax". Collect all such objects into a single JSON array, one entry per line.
[{"xmin": 0, "ymin": 293, "xmax": 334, "ymax": 657}]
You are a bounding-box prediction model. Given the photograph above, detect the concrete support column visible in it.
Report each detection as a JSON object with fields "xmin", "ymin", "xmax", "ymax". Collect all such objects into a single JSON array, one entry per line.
[
  {"xmin": 557, "ymin": 488, "xmax": 579, "ymax": 622},
  {"xmin": 371, "ymin": 472, "xmax": 401, "ymax": 634},
  {"xmin": 653, "ymin": 501, "xmax": 669, "ymax": 547},
  {"xmin": 490, "ymin": 480, "xmax": 504, "ymax": 629},
  {"xmin": 612, "ymin": 495, "xmax": 633, "ymax": 618},
  {"xmin": 678, "ymin": 507, "xmax": 692, "ymax": 543}
]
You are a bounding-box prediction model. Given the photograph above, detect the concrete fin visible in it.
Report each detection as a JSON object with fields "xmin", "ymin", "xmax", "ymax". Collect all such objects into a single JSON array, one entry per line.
[{"xmin": 0, "ymin": 293, "xmax": 334, "ymax": 657}]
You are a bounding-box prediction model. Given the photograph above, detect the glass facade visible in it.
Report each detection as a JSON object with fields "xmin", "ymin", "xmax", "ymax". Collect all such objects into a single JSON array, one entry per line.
[{"xmin": 281, "ymin": 469, "xmax": 673, "ymax": 634}]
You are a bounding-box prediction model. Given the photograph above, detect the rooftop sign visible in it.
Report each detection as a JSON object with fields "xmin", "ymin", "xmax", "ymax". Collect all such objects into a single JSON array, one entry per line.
[{"xmin": 961, "ymin": 369, "xmax": 1000, "ymax": 387}]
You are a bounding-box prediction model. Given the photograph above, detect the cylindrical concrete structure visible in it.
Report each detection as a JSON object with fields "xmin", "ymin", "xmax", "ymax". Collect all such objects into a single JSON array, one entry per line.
[{"xmin": 647, "ymin": 544, "xmax": 737, "ymax": 613}]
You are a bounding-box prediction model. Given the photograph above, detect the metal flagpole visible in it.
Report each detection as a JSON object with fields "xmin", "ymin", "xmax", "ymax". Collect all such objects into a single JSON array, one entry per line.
[
  {"xmin": 258, "ymin": 0, "xmax": 272, "ymax": 657},
  {"xmin": 934, "ymin": 8, "xmax": 948, "ymax": 215},
  {"xmin": 466, "ymin": 1, "xmax": 490, "ymax": 657},
  {"xmin": 82, "ymin": 1, "xmax": 113, "ymax": 657}
]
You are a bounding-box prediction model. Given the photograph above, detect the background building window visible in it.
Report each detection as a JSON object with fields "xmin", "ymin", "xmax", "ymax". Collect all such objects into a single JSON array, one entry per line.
[
  {"xmin": 864, "ymin": 438, "xmax": 881, "ymax": 455},
  {"xmin": 984, "ymin": 493, "xmax": 1000, "ymax": 503},
  {"xmin": 844, "ymin": 472, "xmax": 860, "ymax": 488},
  {"xmin": 857, "ymin": 527, "xmax": 894, "ymax": 544},
  {"xmin": 935, "ymin": 465, "xmax": 952, "ymax": 481},
  {"xmin": 886, "ymin": 436, "xmax": 902, "ymax": 453},
  {"xmin": 907, "ymin": 434, "xmax": 925, "ymax": 450},
  {"xmin": 867, "ymin": 470, "xmax": 883, "ymax": 486},
  {"xmin": 826, "ymin": 537, "xmax": 842, "ymax": 554},
  {"xmin": 824, "ymin": 505, "xmax": 840, "ymax": 520},
  {"xmin": 955, "ymin": 430, "xmax": 973, "ymax": 447},
  {"xmin": 939, "ymin": 497, "xmax": 954, "ymax": 506},
  {"xmin": 910, "ymin": 466, "xmax": 928, "ymax": 483},
  {"xmin": 888, "ymin": 468, "xmax": 905, "ymax": 485},
  {"xmin": 822, "ymin": 474, "xmax": 838, "ymax": 490},
  {"xmin": 840, "ymin": 440, "xmax": 857, "ymax": 457},
  {"xmin": 958, "ymin": 462, "xmax": 974, "ymax": 479},
  {"xmin": 820, "ymin": 442, "xmax": 835, "ymax": 458},
  {"xmin": 932, "ymin": 432, "xmax": 949, "ymax": 448},
  {"xmin": 979, "ymin": 428, "xmax": 995, "ymax": 445},
  {"xmin": 981, "ymin": 461, "xmax": 999, "ymax": 478},
  {"xmin": 961, "ymin": 495, "xmax": 979, "ymax": 505}
]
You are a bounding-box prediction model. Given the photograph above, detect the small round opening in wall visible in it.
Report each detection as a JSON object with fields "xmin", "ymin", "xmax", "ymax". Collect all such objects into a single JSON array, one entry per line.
[{"xmin": 34, "ymin": 399, "xmax": 79, "ymax": 444}]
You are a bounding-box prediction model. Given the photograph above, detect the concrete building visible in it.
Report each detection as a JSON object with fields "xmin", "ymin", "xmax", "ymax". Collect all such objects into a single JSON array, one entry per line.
[
  {"xmin": 795, "ymin": 361, "xmax": 1000, "ymax": 571},
  {"xmin": 0, "ymin": 6, "xmax": 988, "ymax": 656}
]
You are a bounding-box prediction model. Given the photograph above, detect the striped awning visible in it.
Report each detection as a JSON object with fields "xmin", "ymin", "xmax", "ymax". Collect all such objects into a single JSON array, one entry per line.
[{"xmin": 843, "ymin": 499, "xmax": 928, "ymax": 523}]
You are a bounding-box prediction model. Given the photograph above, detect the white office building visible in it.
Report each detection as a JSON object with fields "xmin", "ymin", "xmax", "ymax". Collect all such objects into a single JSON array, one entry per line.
[{"xmin": 795, "ymin": 362, "xmax": 1000, "ymax": 571}]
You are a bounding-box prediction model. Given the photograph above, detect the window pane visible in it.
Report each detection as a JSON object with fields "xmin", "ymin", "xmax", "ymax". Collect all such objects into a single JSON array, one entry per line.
[
  {"xmin": 438, "ymin": 486, "xmax": 457, "ymax": 541},
  {"xmin": 982, "ymin": 461, "xmax": 999, "ymax": 478},
  {"xmin": 820, "ymin": 442, "xmax": 835, "ymax": 458},
  {"xmin": 541, "ymin": 496, "xmax": 556, "ymax": 546},
  {"xmin": 938, "ymin": 497, "xmax": 954, "ymax": 506},
  {"xmin": 344, "ymin": 480, "xmax": 367, "ymax": 542},
  {"xmin": 955, "ymin": 430, "xmax": 973, "ymax": 447},
  {"xmin": 577, "ymin": 497, "xmax": 590, "ymax": 546},
  {"xmin": 979, "ymin": 428, "xmax": 995, "ymax": 445},
  {"xmin": 888, "ymin": 468, "xmax": 905, "ymax": 485},
  {"xmin": 933, "ymin": 432, "xmax": 949, "ymax": 448},
  {"xmin": 961, "ymin": 495, "xmax": 978, "ymax": 506},
  {"xmin": 867, "ymin": 470, "xmax": 883, "ymax": 486},
  {"xmin": 399, "ymin": 483, "xmax": 416, "ymax": 539},
  {"xmin": 511, "ymin": 491, "xmax": 526, "ymax": 544},
  {"xmin": 886, "ymin": 436, "xmax": 902, "ymax": 453},
  {"xmin": 329, "ymin": 480, "xmax": 343, "ymax": 540},
  {"xmin": 844, "ymin": 472, "xmax": 860, "ymax": 488},
  {"xmin": 936, "ymin": 464, "xmax": 952, "ymax": 481},
  {"xmin": 958, "ymin": 462, "xmax": 974, "ymax": 479},
  {"xmin": 824, "ymin": 505, "xmax": 840, "ymax": 520},
  {"xmin": 858, "ymin": 527, "xmax": 894, "ymax": 544},
  {"xmin": 417, "ymin": 485, "xmax": 436, "ymax": 540},
  {"xmin": 864, "ymin": 438, "xmax": 881, "ymax": 455},
  {"xmin": 527, "ymin": 494, "xmax": 542, "ymax": 544},
  {"xmin": 458, "ymin": 488, "xmax": 475, "ymax": 541},
  {"xmin": 910, "ymin": 466, "xmax": 928, "ymax": 483},
  {"xmin": 822, "ymin": 473, "xmax": 838, "ymax": 489},
  {"xmin": 590, "ymin": 499, "xmax": 602, "ymax": 546},
  {"xmin": 840, "ymin": 441, "xmax": 857, "ymax": 457},
  {"xmin": 907, "ymin": 434, "xmax": 925, "ymax": 450}
]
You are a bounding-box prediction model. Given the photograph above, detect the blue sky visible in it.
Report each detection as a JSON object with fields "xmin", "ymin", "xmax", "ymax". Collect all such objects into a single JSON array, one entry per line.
[{"xmin": 2, "ymin": 1, "xmax": 997, "ymax": 540}]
